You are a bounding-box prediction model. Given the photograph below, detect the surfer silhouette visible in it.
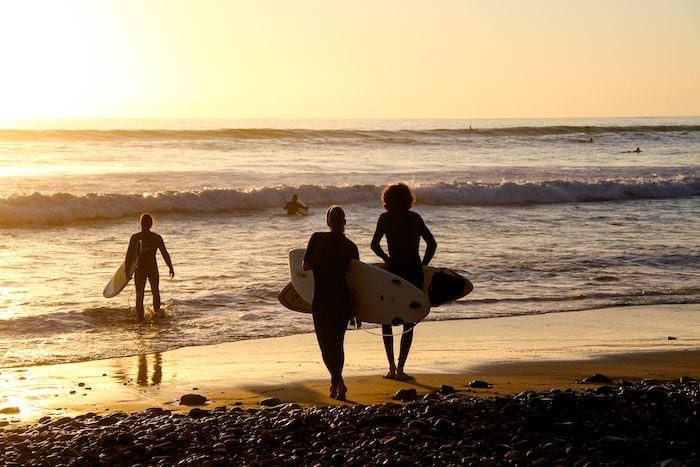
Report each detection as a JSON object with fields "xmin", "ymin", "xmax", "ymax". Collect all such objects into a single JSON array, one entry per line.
[
  {"xmin": 303, "ymin": 206, "xmax": 359, "ymax": 400},
  {"xmin": 622, "ymin": 147, "xmax": 641, "ymax": 153},
  {"xmin": 126, "ymin": 213, "xmax": 174, "ymax": 321},
  {"xmin": 284, "ymin": 194, "xmax": 308, "ymax": 216},
  {"xmin": 371, "ymin": 183, "xmax": 437, "ymax": 381}
]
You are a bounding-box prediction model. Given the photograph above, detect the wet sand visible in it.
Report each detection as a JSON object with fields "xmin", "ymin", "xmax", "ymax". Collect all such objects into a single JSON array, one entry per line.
[
  {"xmin": 0, "ymin": 304, "xmax": 698, "ymax": 465},
  {"xmin": 1, "ymin": 304, "xmax": 697, "ymax": 423}
]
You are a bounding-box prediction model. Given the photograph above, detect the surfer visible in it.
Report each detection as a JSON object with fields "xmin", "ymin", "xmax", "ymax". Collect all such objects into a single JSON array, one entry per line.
[
  {"xmin": 371, "ymin": 183, "xmax": 437, "ymax": 381},
  {"xmin": 303, "ymin": 206, "xmax": 359, "ymax": 400},
  {"xmin": 284, "ymin": 194, "xmax": 308, "ymax": 216},
  {"xmin": 126, "ymin": 214, "xmax": 175, "ymax": 321}
]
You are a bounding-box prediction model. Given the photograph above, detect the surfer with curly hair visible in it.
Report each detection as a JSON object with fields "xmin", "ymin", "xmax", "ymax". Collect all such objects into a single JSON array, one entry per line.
[
  {"xmin": 303, "ymin": 206, "xmax": 359, "ymax": 400},
  {"xmin": 126, "ymin": 213, "xmax": 174, "ymax": 321},
  {"xmin": 371, "ymin": 183, "xmax": 437, "ymax": 380}
]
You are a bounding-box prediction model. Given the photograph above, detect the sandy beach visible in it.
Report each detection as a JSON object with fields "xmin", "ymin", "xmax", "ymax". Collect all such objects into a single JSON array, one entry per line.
[
  {"xmin": 1, "ymin": 304, "xmax": 697, "ymax": 422},
  {"xmin": 0, "ymin": 304, "xmax": 698, "ymax": 465}
]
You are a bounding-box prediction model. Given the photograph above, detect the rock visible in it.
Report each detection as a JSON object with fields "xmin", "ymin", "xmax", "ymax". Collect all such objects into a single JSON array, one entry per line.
[
  {"xmin": 467, "ymin": 380, "xmax": 490, "ymax": 388},
  {"xmin": 188, "ymin": 408, "xmax": 210, "ymax": 418},
  {"xmin": 391, "ymin": 388, "xmax": 418, "ymax": 401},
  {"xmin": 679, "ymin": 376, "xmax": 696, "ymax": 383},
  {"xmin": 576, "ymin": 373, "xmax": 612, "ymax": 384},
  {"xmin": 179, "ymin": 394, "xmax": 208, "ymax": 406},
  {"xmin": 0, "ymin": 407, "xmax": 20, "ymax": 414},
  {"xmin": 440, "ymin": 384, "xmax": 456, "ymax": 395},
  {"xmin": 259, "ymin": 397, "xmax": 283, "ymax": 407},
  {"xmin": 667, "ymin": 336, "xmax": 677, "ymax": 340}
]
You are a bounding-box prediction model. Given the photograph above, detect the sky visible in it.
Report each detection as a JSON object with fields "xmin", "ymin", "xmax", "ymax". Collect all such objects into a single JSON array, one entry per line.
[{"xmin": 0, "ymin": 0, "xmax": 698, "ymax": 120}]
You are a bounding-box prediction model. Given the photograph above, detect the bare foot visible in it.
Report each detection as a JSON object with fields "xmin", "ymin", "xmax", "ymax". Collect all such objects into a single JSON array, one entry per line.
[
  {"xmin": 395, "ymin": 371, "xmax": 414, "ymax": 381},
  {"xmin": 329, "ymin": 383, "xmax": 338, "ymax": 399},
  {"xmin": 383, "ymin": 369, "xmax": 396, "ymax": 379},
  {"xmin": 335, "ymin": 382, "xmax": 347, "ymax": 401}
]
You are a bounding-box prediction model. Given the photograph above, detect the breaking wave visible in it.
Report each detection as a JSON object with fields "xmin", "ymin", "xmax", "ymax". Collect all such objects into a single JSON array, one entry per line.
[{"xmin": 1, "ymin": 178, "xmax": 697, "ymax": 226}]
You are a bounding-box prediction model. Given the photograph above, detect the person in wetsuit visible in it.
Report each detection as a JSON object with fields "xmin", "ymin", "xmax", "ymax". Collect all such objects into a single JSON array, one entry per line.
[
  {"xmin": 303, "ymin": 206, "xmax": 359, "ymax": 400},
  {"xmin": 371, "ymin": 183, "xmax": 437, "ymax": 381},
  {"xmin": 126, "ymin": 213, "xmax": 174, "ymax": 321},
  {"xmin": 284, "ymin": 194, "xmax": 308, "ymax": 216}
]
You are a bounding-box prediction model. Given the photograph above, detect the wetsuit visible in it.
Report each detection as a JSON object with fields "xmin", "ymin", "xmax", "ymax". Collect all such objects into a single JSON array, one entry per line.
[
  {"xmin": 371, "ymin": 210, "xmax": 436, "ymax": 370},
  {"xmin": 126, "ymin": 230, "xmax": 172, "ymax": 319},
  {"xmin": 304, "ymin": 231, "xmax": 359, "ymax": 384}
]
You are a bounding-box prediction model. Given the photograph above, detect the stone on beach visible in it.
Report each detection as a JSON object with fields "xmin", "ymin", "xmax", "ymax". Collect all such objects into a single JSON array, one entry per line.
[
  {"xmin": 0, "ymin": 380, "xmax": 697, "ymax": 465},
  {"xmin": 467, "ymin": 379, "xmax": 491, "ymax": 388},
  {"xmin": 179, "ymin": 394, "xmax": 207, "ymax": 406},
  {"xmin": 576, "ymin": 373, "xmax": 613, "ymax": 384}
]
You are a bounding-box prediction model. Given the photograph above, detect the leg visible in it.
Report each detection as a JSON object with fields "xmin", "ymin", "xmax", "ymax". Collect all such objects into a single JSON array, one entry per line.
[
  {"xmin": 382, "ymin": 324, "xmax": 396, "ymax": 379},
  {"xmin": 396, "ymin": 323, "xmax": 416, "ymax": 380},
  {"xmin": 148, "ymin": 270, "xmax": 161, "ymax": 313},
  {"xmin": 313, "ymin": 311, "xmax": 349, "ymax": 398},
  {"xmin": 134, "ymin": 270, "xmax": 147, "ymax": 321}
]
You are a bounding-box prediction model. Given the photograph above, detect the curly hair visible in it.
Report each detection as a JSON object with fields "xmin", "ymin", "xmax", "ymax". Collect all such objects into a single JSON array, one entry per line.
[{"xmin": 381, "ymin": 183, "xmax": 414, "ymax": 212}]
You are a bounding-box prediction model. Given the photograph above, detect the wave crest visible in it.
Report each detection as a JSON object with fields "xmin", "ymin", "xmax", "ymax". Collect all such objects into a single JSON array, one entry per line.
[{"xmin": 0, "ymin": 178, "xmax": 696, "ymax": 226}]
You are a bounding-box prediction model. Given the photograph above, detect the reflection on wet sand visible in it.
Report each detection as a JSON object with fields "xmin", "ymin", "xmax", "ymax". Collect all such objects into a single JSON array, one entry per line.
[{"xmin": 137, "ymin": 353, "xmax": 162, "ymax": 386}]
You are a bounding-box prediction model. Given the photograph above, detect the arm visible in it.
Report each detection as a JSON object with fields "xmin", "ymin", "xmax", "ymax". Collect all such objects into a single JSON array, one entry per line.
[
  {"xmin": 420, "ymin": 223, "xmax": 437, "ymax": 266},
  {"xmin": 125, "ymin": 235, "xmax": 137, "ymax": 267},
  {"xmin": 370, "ymin": 218, "xmax": 389, "ymax": 263},
  {"xmin": 159, "ymin": 237, "xmax": 175, "ymax": 278},
  {"xmin": 303, "ymin": 234, "xmax": 316, "ymax": 271}
]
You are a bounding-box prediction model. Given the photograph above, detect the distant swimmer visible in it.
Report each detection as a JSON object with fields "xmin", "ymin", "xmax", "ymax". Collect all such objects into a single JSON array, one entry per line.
[
  {"xmin": 621, "ymin": 147, "xmax": 642, "ymax": 153},
  {"xmin": 284, "ymin": 194, "xmax": 309, "ymax": 216}
]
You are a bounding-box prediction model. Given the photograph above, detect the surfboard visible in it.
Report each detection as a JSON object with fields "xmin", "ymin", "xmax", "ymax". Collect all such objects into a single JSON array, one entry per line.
[
  {"xmin": 279, "ymin": 265, "xmax": 472, "ymax": 313},
  {"xmin": 378, "ymin": 264, "xmax": 473, "ymax": 306},
  {"xmin": 103, "ymin": 248, "xmax": 139, "ymax": 298},
  {"xmin": 278, "ymin": 282, "xmax": 311, "ymax": 313},
  {"xmin": 287, "ymin": 248, "xmax": 430, "ymax": 325}
]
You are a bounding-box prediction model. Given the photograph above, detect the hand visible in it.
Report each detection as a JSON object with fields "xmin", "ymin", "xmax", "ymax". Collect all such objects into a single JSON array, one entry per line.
[{"xmin": 169, "ymin": 267, "xmax": 175, "ymax": 279}]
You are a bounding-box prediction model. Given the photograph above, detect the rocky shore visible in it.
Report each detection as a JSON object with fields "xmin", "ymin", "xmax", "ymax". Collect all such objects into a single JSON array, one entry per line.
[{"xmin": 1, "ymin": 379, "xmax": 697, "ymax": 466}]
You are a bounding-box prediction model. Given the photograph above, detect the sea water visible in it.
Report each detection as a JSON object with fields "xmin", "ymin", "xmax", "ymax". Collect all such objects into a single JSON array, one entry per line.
[{"xmin": 0, "ymin": 117, "xmax": 698, "ymax": 367}]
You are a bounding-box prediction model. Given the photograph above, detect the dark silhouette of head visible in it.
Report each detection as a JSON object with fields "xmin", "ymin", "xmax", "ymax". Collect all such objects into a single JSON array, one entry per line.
[
  {"xmin": 326, "ymin": 205, "xmax": 346, "ymax": 233},
  {"xmin": 292, "ymin": 194, "xmax": 298, "ymax": 201},
  {"xmin": 140, "ymin": 213, "xmax": 153, "ymax": 231},
  {"xmin": 382, "ymin": 183, "xmax": 414, "ymax": 212}
]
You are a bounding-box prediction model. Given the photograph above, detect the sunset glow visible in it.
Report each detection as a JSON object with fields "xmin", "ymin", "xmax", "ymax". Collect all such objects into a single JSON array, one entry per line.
[{"xmin": 0, "ymin": 0, "xmax": 698, "ymax": 120}]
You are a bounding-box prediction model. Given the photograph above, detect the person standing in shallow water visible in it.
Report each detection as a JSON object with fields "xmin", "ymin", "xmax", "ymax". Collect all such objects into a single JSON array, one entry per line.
[
  {"xmin": 303, "ymin": 206, "xmax": 359, "ymax": 400},
  {"xmin": 371, "ymin": 183, "xmax": 437, "ymax": 381},
  {"xmin": 126, "ymin": 213, "xmax": 174, "ymax": 321}
]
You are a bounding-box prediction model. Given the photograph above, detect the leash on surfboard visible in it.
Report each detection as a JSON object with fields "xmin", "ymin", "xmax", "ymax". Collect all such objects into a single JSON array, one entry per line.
[{"xmin": 356, "ymin": 325, "xmax": 415, "ymax": 338}]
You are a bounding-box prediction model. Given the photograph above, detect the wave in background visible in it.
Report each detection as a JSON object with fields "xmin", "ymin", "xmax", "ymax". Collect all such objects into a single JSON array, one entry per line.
[
  {"xmin": 1, "ymin": 178, "xmax": 697, "ymax": 226},
  {"xmin": 1, "ymin": 124, "xmax": 699, "ymax": 143}
]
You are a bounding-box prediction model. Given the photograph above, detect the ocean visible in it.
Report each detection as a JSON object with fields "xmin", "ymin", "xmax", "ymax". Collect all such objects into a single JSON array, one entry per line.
[{"xmin": 0, "ymin": 117, "xmax": 698, "ymax": 368}]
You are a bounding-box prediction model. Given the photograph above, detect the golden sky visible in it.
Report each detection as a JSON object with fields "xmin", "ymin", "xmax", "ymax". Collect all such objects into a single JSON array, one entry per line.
[{"xmin": 0, "ymin": 0, "xmax": 698, "ymax": 120}]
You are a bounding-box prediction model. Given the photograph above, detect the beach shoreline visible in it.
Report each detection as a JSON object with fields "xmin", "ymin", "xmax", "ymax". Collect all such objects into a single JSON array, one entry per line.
[
  {"xmin": 1, "ymin": 304, "xmax": 698, "ymax": 465},
  {"xmin": 1, "ymin": 304, "xmax": 697, "ymax": 425}
]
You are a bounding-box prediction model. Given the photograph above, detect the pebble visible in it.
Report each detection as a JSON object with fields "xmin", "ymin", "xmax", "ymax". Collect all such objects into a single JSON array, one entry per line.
[
  {"xmin": 0, "ymin": 380, "xmax": 697, "ymax": 465},
  {"xmin": 467, "ymin": 379, "xmax": 491, "ymax": 388},
  {"xmin": 179, "ymin": 394, "xmax": 207, "ymax": 406}
]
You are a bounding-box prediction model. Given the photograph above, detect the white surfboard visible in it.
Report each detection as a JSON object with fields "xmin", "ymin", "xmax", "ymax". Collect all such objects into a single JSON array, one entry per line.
[
  {"xmin": 103, "ymin": 250, "xmax": 139, "ymax": 298},
  {"xmin": 288, "ymin": 248, "xmax": 430, "ymax": 325}
]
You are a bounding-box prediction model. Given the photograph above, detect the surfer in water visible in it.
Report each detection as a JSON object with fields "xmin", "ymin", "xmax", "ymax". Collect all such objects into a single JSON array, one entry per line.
[
  {"xmin": 284, "ymin": 194, "xmax": 308, "ymax": 216},
  {"xmin": 371, "ymin": 183, "xmax": 437, "ymax": 381},
  {"xmin": 303, "ymin": 206, "xmax": 359, "ymax": 400},
  {"xmin": 126, "ymin": 213, "xmax": 175, "ymax": 321}
]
